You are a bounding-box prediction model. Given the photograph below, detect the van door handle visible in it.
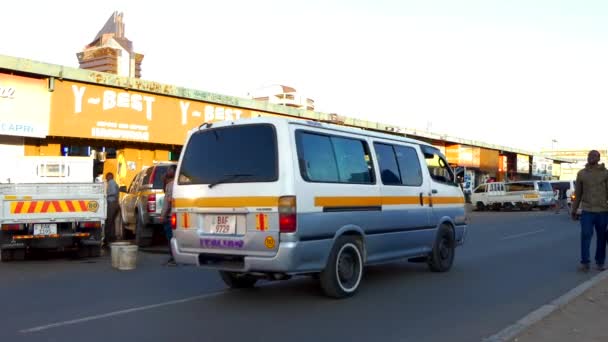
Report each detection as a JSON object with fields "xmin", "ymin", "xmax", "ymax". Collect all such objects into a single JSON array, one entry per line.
[
  {"xmin": 419, "ymin": 193, "xmax": 423, "ymax": 206},
  {"xmin": 432, "ymin": 189, "xmax": 438, "ymax": 194}
]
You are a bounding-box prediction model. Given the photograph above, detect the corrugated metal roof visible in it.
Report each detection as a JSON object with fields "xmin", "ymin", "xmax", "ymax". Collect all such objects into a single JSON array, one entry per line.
[{"xmin": 0, "ymin": 54, "xmax": 574, "ymax": 163}]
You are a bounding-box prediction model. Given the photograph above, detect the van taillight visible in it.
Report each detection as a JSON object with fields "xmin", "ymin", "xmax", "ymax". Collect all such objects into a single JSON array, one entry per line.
[
  {"xmin": 171, "ymin": 213, "xmax": 177, "ymax": 230},
  {"xmin": 1, "ymin": 224, "xmax": 22, "ymax": 231},
  {"xmin": 147, "ymin": 194, "xmax": 156, "ymax": 212},
  {"xmin": 279, "ymin": 196, "xmax": 297, "ymax": 233}
]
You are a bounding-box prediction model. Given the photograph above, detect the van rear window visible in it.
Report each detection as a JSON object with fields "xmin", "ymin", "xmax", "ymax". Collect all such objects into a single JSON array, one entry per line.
[{"xmin": 178, "ymin": 124, "xmax": 278, "ymax": 185}]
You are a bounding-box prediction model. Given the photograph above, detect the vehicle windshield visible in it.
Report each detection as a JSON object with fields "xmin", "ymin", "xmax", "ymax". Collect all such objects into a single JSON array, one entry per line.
[
  {"xmin": 178, "ymin": 124, "xmax": 278, "ymax": 185},
  {"xmin": 537, "ymin": 181, "xmax": 553, "ymax": 192}
]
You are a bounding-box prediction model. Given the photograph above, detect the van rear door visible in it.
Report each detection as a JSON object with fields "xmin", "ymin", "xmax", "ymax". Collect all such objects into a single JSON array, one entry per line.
[{"xmin": 174, "ymin": 123, "xmax": 282, "ymax": 257}]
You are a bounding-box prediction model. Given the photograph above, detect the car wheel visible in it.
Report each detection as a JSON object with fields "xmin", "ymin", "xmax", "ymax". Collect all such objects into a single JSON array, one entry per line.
[
  {"xmin": 114, "ymin": 213, "xmax": 124, "ymax": 241},
  {"xmin": 219, "ymin": 271, "xmax": 258, "ymax": 289},
  {"xmin": 0, "ymin": 248, "xmax": 13, "ymax": 262},
  {"xmin": 319, "ymin": 236, "xmax": 364, "ymax": 299},
  {"xmin": 428, "ymin": 224, "xmax": 455, "ymax": 272},
  {"xmin": 135, "ymin": 214, "xmax": 152, "ymax": 247}
]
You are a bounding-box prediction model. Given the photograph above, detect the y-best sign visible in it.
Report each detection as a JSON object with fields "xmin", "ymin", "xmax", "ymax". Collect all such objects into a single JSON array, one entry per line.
[{"xmin": 50, "ymin": 80, "xmax": 263, "ymax": 145}]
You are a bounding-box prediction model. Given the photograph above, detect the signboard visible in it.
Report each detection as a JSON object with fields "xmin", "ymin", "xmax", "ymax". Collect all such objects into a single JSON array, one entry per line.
[
  {"xmin": 532, "ymin": 156, "xmax": 553, "ymax": 177},
  {"xmin": 49, "ymin": 80, "xmax": 268, "ymax": 145},
  {"xmin": 0, "ymin": 74, "xmax": 51, "ymax": 138},
  {"xmin": 516, "ymin": 154, "xmax": 530, "ymax": 174}
]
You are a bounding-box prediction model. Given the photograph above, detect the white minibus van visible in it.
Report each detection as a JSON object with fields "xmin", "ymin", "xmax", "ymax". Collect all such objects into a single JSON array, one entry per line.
[{"xmin": 170, "ymin": 117, "xmax": 467, "ymax": 298}]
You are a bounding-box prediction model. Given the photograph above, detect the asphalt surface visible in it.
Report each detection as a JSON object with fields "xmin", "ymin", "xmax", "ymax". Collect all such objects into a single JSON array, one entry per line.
[{"xmin": 0, "ymin": 210, "xmax": 598, "ymax": 342}]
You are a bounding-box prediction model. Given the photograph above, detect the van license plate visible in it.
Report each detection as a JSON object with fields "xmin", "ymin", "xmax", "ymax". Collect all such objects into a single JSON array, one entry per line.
[
  {"xmin": 34, "ymin": 223, "xmax": 57, "ymax": 236},
  {"xmin": 210, "ymin": 215, "xmax": 236, "ymax": 235}
]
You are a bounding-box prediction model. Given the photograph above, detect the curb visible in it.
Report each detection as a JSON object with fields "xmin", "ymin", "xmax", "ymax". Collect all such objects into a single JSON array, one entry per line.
[{"xmin": 483, "ymin": 269, "xmax": 608, "ymax": 342}]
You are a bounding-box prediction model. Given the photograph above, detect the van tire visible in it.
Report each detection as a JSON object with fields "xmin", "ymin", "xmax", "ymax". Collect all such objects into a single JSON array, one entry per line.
[
  {"xmin": 219, "ymin": 271, "xmax": 258, "ymax": 289},
  {"xmin": 428, "ymin": 225, "xmax": 455, "ymax": 272},
  {"xmin": 135, "ymin": 215, "xmax": 152, "ymax": 247},
  {"xmin": 320, "ymin": 236, "xmax": 364, "ymax": 299}
]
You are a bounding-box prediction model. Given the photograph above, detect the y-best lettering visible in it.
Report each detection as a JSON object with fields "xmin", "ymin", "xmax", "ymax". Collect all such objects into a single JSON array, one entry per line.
[
  {"xmin": 72, "ymin": 85, "xmax": 155, "ymax": 120},
  {"xmin": 179, "ymin": 101, "xmax": 243, "ymax": 125}
]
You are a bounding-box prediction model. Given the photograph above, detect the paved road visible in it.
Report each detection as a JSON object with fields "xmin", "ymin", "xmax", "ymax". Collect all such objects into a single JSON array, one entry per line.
[{"xmin": 0, "ymin": 211, "xmax": 599, "ymax": 342}]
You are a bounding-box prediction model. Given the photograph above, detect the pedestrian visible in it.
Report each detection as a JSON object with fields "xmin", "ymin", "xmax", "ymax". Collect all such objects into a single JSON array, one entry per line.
[
  {"xmin": 571, "ymin": 150, "xmax": 608, "ymax": 272},
  {"xmin": 105, "ymin": 172, "xmax": 119, "ymax": 245},
  {"xmin": 555, "ymin": 185, "xmax": 569, "ymax": 214},
  {"xmin": 160, "ymin": 165, "xmax": 177, "ymax": 266}
]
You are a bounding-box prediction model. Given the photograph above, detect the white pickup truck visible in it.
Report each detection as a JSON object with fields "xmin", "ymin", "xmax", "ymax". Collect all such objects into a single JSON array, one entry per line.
[
  {"xmin": 471, "ymin": 180, "xmax": 555, "ymax": 211},
  {"xmin": 0, "ymin": 157, "xmax": 106, "ymax": 261}
]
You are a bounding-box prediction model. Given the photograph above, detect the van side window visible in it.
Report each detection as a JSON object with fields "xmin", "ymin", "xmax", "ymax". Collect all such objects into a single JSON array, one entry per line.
[
  {"xmin": 421, "ymin": 146, "xmax": 455, "ymax": 184},
  {"xmin": 394, "ymin": 146, "xmax": 423, "ymax": 186},
  {"xmin": 297, "ymin": 131, "xmax": 374, "ymax": 184},
  {"xmin": 374, "ymin": 143, "xmax": 401, "ymax": 185},
  {"xmin": 374, "ymin": 143, "xmax": 423, "ymax": 186}
]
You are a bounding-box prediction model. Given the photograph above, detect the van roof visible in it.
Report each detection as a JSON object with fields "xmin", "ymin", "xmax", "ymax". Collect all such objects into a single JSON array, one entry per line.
[{"xmin": 189, "ymin": 116, "xmax": 437, "ymax": 150}]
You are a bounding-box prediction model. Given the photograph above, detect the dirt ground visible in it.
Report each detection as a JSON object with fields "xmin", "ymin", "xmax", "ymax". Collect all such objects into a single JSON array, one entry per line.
[{"xmin": 510, "ymin": 273, "xmax": 608, "ymax": 342}]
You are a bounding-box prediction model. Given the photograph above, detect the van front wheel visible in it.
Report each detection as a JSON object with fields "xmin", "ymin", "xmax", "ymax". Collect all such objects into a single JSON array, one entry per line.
[
  {"xmin": 219, "ymin": 271, "xmax": 258, "ymax": 289},
  {"xmin": 428, "ymin": 225, "xmax": 455, "ymax": 272},
  {"xmin": 320, "ymin": 236, "xmax": 364, "ymax": 299}
]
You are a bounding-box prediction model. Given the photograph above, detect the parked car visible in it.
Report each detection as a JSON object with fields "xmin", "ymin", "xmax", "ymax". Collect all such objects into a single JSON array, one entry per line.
[{"xmin": 118, "ymin": 162, "xmax": 176, "ymax": 246}]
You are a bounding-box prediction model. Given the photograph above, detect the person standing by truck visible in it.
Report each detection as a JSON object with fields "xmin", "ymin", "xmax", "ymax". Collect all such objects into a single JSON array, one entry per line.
[
  {"xmin": 105, "ymin": 172, "xmax": 119, "ymax": 245},
  {"xmin": 160, "ymin": 165, "xmax": 177, "ymax": 266},
  {"xmin": 571, "ymin": 150, "xmax": 608, "ymax": 272}
]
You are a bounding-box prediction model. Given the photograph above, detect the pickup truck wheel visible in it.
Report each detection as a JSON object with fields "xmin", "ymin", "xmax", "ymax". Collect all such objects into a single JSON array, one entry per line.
[
  {"xmin": 219, "ymin": 271, "xmax": 258, "ymax": 289},
  {"xmin": 475, "ymin": 202, "xmax": 485, "ymax": 211},
  {"xmin": 428, "ymin": 225, "xmax": 455, "ymax": 272},
  {"xmin": 114, "ymin": 213, "xmax": 124, "ymax": 241},
  {"xmin": 135, "ymin": 215, "xmax": 152, "ymax": 247},
  {"xmin": 0, "ymin": 248, "xmax": 13, "ymax": 262},
  {"xmin": 319, "ymin": 236, "xmax": 364, "ymax": 299}
]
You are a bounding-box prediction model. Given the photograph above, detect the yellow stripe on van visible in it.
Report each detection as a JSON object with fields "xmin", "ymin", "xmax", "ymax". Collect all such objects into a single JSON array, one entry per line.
[
  {"xmin": 381, "ymin": 196, "xmax": 423, "ymax": 205},
  {"xmin": 315, "ymin": 196, "xmax": 463, "ymax": 207},
  {"xmin": 174, "ymin": 197, "xmax": 280, "ymax": 208},
  {"xmin": 431, "ymin": 197, "xmax": 465, "ymax": 205},
  {"xmin": 315, "ymin": 197, "xmax": 383, "ymax": 207}
]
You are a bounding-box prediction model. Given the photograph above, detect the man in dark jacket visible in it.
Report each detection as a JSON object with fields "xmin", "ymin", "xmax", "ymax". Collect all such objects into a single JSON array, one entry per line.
[{"xmin": 571, "ymin": 150, "xmax": 608, "ymax": 272}]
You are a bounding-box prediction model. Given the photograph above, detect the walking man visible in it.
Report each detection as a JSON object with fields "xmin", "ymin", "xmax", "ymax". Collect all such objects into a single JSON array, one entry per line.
[
  {"xmin": 105, "ymin": 172, "xmax": 119, "ymax": 245},
  {"xmin": 571, "ymin": 150, "xmax": 608, "ymax": 272},
  {"xmin": 554, "ymin": 184, "xmax": 568, "ymax": 214}
]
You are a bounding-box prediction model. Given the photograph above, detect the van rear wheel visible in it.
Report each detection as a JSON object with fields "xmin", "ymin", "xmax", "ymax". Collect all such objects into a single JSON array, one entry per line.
[
  {"xmin": 319, "ymin": 236, "xmax": 364, "ymax": 299},
  {"xmin": 219, "ymin": 271, "xmax": 258, "ymax": 289},
  {"xmin": 428, "ymin": 225, "xmax": 455, "ymax": 272}
]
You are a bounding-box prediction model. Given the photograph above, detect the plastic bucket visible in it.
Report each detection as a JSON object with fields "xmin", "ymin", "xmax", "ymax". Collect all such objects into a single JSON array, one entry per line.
[
  {"xmin": 110, "ymin": 242, "xmax": 131, "ymax": 268},
  {"xmin": 118, "ymin": 245, "xmax": 139, "ymax": 271}
]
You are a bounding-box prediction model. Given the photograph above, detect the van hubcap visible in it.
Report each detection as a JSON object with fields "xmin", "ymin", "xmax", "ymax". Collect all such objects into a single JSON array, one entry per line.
[{"xmin": 336, "ymin": 245, "xmax": 361, "ymax": 290}]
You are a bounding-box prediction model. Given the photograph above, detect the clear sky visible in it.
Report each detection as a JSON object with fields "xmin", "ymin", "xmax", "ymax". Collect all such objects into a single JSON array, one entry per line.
[{"xmin": 2, "ymin": 0, "xmax": 607, "ymax": 151}]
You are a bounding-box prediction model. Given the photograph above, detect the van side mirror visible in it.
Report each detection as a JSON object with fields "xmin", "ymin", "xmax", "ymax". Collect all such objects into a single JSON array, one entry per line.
[{"xmin": 119, "ymin": 186, "xmax": 127, "ymax": 193}]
